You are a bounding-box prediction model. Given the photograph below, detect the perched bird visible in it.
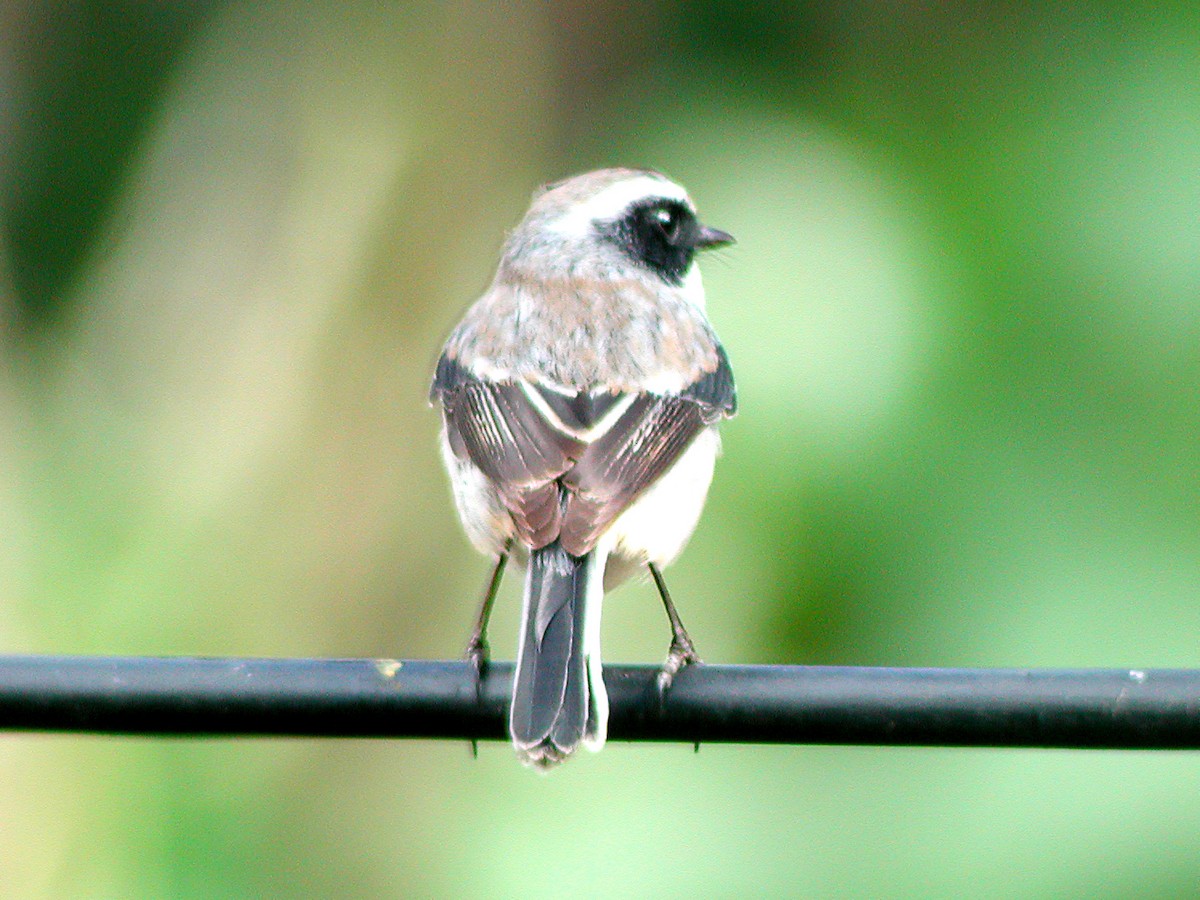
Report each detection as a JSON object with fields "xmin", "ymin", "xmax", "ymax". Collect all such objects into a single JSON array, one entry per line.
[{"xmin": 431, "ymin": 168, "xmax": 736, "ymax": 768}]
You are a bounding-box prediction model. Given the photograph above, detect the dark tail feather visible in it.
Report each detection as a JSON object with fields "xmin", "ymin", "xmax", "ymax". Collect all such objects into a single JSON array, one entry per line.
[{"xmin": 510, "ymin": 542, "xmax": 592, "ymax": 768}]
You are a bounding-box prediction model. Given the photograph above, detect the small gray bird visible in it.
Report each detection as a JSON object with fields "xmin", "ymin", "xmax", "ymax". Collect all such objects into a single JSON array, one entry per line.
[{"xmin": 431, "ymin": 168, "xmax": 736, "ymax": 768}]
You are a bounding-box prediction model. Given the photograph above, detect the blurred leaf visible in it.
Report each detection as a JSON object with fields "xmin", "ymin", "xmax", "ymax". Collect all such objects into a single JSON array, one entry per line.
[{"xmin": 2, "ymin": 2, "xmax": 219, "ymax": 332}]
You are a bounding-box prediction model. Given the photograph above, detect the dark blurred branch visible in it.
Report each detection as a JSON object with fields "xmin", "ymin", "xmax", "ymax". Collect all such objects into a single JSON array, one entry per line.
[{"xmin": 0, "ymin": 656, "xmax": 1197, "ymax": 748}]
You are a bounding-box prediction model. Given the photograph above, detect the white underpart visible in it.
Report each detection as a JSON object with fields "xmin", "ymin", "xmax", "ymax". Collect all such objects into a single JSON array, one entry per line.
[
  {"xmin": 440, "ymin": 429, "xmax": 511, "ymax": 556},
  {"xmin": 549, "ymin": 175, "xmax": 692, "ymax": 240},
  {"xmin": 602, "ymin": 426, "xmax": 720, "ymax": 568}
]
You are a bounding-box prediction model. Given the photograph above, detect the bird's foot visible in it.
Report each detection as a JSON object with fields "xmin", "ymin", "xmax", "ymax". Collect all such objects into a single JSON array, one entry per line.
[
  {"xmin": 655, "ymin": 635, "xmax": 703, "ymax": 702},
  {"xmin": 465, "ymin": 636, "xmax": 490, "ymax": 701}
]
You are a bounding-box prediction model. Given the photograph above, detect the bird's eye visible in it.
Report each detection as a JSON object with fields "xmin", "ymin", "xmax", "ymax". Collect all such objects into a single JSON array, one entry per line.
[
  {"xmin": 652, "ymin": 206, "xmax": 681, "ymax": 242},
  {"xmin": 612, "ymin": 198, "xmax": 697, "ymax": 283}
]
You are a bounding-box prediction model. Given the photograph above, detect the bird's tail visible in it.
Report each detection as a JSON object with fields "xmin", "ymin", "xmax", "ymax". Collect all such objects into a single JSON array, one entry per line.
[{"xmin": 510, "ymin": 540, "xmax": 608, "ymax": 769}]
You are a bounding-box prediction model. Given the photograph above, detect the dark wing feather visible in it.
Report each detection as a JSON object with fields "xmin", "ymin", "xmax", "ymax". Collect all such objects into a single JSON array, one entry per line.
[
  {"xmin": 451, "ymin": 380, "xmax": 582, "ymax": 485},
  {"xmin": 433, "ymin": 352, "xmax": 585, "ymax": 548},
  {"xmin": 533, "ymin": 385, "xmax": 625, "ymax": 431},
  {"xmin": 430, "ymin": 352, "xmax": 468, "ymax": 401},
  {"xmin": 682, "ymin": 343, "xmax": 737, "ymax": 420}
]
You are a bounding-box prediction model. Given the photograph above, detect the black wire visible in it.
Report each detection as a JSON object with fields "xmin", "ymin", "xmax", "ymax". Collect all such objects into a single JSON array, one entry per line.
[{"xmin": 0, "ymin": 656, "xmax": 1197, "ymax": 748}]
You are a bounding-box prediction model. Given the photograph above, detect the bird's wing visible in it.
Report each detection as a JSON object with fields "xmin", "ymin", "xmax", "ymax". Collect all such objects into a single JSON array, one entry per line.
[
  {"xmin": 558, "ymin": 345, "xmax": 735, "ymax": 554},
  {"xmin": 434, "ymin": 354, "xmax": 584, "ymax": 548},
  {"xmin": 432, "ymin": 346, "xmax": 736, "ymax": 554}
]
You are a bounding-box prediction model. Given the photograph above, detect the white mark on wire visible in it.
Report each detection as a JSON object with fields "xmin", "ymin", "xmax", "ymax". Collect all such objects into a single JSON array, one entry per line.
[{"xmin": 374, "ymin": 659, "xmax": 403, "ymax": 679}]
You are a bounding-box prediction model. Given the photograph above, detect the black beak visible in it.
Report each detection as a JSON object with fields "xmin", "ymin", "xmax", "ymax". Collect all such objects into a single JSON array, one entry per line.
[{"xmin": 695, "ymin": 224, "xmax": 736, "ymax": 250}]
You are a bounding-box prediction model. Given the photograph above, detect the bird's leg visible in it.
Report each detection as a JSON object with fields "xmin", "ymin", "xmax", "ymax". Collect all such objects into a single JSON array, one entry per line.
[
  {"xmin": 648, "ymin": 562, "xmax": 703, "ymax": 697},
  {"xmin": 466, "ymin": 539, "xmax": 511, "ymax": 698}
]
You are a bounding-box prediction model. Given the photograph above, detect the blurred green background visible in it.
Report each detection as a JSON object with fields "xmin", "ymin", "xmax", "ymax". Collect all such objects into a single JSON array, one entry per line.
[{"xmin": 1, "ymin": 1, "xmax": 1199, "ymax": 896}]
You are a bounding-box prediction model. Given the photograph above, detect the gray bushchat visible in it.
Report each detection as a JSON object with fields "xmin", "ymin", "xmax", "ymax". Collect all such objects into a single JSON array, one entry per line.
[{"xmin": 431, "ymin": 168, "xmax": 736, "ymax": 768}]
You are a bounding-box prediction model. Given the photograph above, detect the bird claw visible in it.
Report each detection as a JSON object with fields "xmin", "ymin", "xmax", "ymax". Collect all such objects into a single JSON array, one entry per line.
[
  {"xmin": 655, "ymin": 638, "xmax": 703, "ymax": 704},
  {"xmin": 465, "ymin": 637, "xmax": 490, "ymax": 701}
]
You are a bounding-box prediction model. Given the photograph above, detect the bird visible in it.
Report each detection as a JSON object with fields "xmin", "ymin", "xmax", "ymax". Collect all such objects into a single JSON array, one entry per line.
[{"xmin": 430, "ymin": 167, "xmax": 736, "ymax": 768}]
